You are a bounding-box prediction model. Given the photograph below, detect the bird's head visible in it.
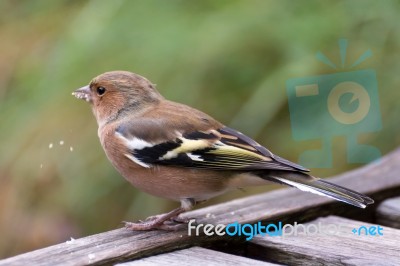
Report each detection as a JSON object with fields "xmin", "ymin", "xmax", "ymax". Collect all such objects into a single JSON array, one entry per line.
[{"xmin": 73, "ymin": 71, "xmax": 163, "ymax": 126}]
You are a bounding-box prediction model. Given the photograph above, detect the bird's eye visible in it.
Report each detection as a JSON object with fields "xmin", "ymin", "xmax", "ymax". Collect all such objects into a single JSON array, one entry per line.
[{"xmin": 96, "ymin": 86, "xmax": 106, "ymax": 96}]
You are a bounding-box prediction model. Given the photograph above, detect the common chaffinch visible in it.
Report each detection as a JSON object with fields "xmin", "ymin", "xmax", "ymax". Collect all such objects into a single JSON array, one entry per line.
[{"xmin": 73, "ymin": 71, "xmax": 373, "ymax": 230}]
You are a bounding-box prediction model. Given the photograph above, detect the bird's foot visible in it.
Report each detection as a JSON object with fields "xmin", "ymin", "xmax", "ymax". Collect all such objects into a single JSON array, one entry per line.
[
  {"xmin": 123, "ymin": 215, "xmax": 194, "ymax": 231},
  {"xmin": 139, "ymin": 214, "xmax": 191, "ymax": 223},
  {"xmin": 123, "ymin": 206, "xmax": 190, "ymax": 231},
  {"xmin": 140, "ymin": 214, "xmax": 164, "ymax": 222}
]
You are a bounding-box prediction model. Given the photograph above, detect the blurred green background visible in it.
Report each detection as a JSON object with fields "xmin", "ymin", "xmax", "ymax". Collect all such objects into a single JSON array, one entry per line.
[{"xmin": 0, "ymin": 0, "xmax": 399, "ymax": 258}]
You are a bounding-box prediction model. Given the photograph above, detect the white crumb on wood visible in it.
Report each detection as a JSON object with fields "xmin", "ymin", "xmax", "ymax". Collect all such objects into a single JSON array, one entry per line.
[{"xmin": 88, "ymin": 253, "xmax": 95, "ymax": 261}]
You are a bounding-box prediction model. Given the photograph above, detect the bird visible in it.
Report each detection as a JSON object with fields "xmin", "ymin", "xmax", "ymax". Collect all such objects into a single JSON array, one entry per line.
[{"xmin": 72, "ymin": 70, "xmax": 374, "ymax": 231}]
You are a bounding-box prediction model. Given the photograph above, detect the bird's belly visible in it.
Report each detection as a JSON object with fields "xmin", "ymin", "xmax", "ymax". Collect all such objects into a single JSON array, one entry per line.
[{"xmin": 113, "ymin": 158, "xmax": 230, "ymax": 201}]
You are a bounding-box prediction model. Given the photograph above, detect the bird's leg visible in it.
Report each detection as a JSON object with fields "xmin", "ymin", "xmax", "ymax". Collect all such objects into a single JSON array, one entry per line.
[
  {"xmin": 124, "ymin": 198, "xmax": 195, "ymax": 231},
  {"xmin": 171, "ymin": 199, "xmax": 206, "ymax": 223}
]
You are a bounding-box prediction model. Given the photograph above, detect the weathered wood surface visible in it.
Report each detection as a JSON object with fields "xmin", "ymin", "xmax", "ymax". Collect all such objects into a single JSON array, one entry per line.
[
  {"xmin": 1, "ymin": 148, "xmax": 400, "ymax": 266},
  {"xmin": 117, "ymin": 246, "xmax": 279, "ymax": 266},
  {"xmin": 376, "ymin": 196, "xmax": 400, "ymax": 229},
  {"xmin": 249, "ymin": 215, "xmax": 400, "ymax": 266}
]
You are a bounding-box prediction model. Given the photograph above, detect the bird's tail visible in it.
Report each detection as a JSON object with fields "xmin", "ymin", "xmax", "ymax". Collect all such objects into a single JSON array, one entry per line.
[{"xmin": 262, "ymin": 171, "xmax": 374, "ymax": 208}]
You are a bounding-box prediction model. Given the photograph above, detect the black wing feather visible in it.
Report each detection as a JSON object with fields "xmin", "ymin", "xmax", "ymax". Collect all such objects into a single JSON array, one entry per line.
[{"xmin": 130, "ymin": 126, "xmax": 309, "ymax": 172}]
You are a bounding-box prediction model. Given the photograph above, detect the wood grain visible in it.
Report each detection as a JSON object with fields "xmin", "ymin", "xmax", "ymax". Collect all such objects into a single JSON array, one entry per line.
[
  {"xmin": 1, "ymin": 148, "xmax": 400, "ymax": 265},
  {"xmin": 248, "ymin": 215, "xmax": 400, "ymax": 266},
  {"xmin": 376, "ymin": 196, "xmax": 400, "ymax": 229},
  {"xmin": 117, "ymin": 247, "xmax": 279, "ymax": 266}
]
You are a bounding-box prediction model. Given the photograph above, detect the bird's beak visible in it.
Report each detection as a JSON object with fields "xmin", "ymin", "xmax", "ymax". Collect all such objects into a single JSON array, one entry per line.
[{"xmin": 72, "ymin": 85, "xmax": 92, "ymax": 103}]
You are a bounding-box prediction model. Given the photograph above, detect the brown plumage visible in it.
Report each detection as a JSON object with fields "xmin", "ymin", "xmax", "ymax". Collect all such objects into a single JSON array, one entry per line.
[{"xmin": 73, "ymin": 71, "xmax": 373, "ymax": 230}]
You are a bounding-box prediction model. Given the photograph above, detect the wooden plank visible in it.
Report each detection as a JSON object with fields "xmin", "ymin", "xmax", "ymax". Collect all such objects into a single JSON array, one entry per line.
[
  {"xmin": 376, "ymin": 196, "xmax": 400, "ymax": 229},
  {"xmin": 248, "ymin": 215, "xmax": 400, "ymax": 265},
  {"xmin": 117, "ymin": 247, "xmax": 279, "ymax": 266},
  {"xmin": 1, "ymin": 148, "xmax": 400, "ymax": 266}
]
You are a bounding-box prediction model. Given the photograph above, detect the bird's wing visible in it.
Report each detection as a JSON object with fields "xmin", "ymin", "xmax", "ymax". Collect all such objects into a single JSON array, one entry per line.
[{"xmin": 116, "ymin": 123, "xmax": 309, "ymax": 172}]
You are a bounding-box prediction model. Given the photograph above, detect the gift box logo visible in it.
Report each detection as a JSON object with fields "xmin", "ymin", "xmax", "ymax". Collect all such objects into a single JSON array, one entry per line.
[{"xmin": 286, "ymin": 39, "xmax": 382, "ymax": 168}]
